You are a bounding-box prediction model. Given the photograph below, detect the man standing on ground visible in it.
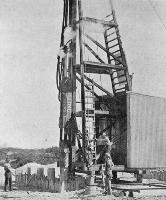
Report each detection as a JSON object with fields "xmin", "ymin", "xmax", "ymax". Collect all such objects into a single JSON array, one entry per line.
[
  {"xmin": 3, "ymin": 156, "xmax": 16, "ymax": 192},
  {"xmin": 4, "ymin": 157, "xmax": 13, "ymax": 191},
  {"xmin": 105, "ymin": 152, "xmax": 114, "ymax": 195}
]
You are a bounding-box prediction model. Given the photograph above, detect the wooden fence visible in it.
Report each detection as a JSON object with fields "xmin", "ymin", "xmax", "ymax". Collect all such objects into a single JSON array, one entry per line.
[
  {"xmin": 16, "ymin": 168, "xmax": 166, "ymax": 192},
  {"xmin": 16, "ymin": 167, "xmax": 87, "ymax": 192}
]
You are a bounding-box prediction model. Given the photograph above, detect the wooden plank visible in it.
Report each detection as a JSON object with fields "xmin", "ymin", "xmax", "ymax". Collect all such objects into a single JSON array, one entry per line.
[
  {"xmin": 81, "ymin": 17, "xmax": 117, "ymax": 27},
  {"xmin": 75, "ymin": 61, "xmax": 125, "ymax": 74},
  {"xmin": 95, "ymin": 110, "xmax": 110, "ymax": 115},
  {"xmin": 88, "ymin": 164, "xmax": 125, "ymax": 171},
  {"xmin": 76, "ymin": 110, "xmax": 109, "ymax": 117}
]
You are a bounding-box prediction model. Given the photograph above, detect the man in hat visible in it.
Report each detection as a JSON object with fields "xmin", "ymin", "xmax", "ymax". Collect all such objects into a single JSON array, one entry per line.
[
  {"xmin": 4, "ymin": 157, "xmax": 13, "ymax": 191},
  {"xmin": 104, "ymin": 152, "xmax": 114, "ymax": 195},
  {"xmin": 3, "ymin": 156, "xmax": 16, "ymax": 191}
]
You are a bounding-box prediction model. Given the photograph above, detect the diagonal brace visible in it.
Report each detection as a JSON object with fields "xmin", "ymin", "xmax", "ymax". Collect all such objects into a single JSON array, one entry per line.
[
  {"xmin": 84, "ymin": 33, "xmax": 127, "ymax": 67},
  {"xmin": 77, "ymin": 72, "xmax": 113, "ymax": 97},
  {"xmin": 83, "ymin": 42, "xmax": 105, "ymax": 63},
  {"xmin": 76, "ymin": 75, "xmax": 100, "ymax": 99}
]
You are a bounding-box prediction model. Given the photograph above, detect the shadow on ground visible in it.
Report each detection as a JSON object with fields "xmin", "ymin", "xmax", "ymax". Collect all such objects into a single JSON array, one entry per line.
[{"xmin": 0, "ymin": 194, "xmax": 21, "ymax": 199}]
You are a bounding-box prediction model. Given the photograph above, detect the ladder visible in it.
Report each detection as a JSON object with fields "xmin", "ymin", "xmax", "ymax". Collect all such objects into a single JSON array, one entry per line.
[
  {"xmin": 85, "ymin": 82, "xmax": 96, "ymax": 167},
  {"xmin": 104, "ymin": 11, "xmax": 131, "ymax": 94}
]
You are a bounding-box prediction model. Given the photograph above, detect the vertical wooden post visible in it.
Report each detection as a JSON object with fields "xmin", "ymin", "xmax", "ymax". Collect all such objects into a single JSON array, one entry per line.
[
  {"xmin": 37, "ymin": 168, "xmax": 44, "ymax": 178},
  {"xmin": 60, "ymin": 147, "xmax": 69, "ymax": 192},
  {"xmin": 47, "ymin": 168, "xmax": 55, "ymax": 192},
  {"xmin": 85, "ymin": 171, "xmax": 96, "ymax": 194},
  {"xmin": 78, "ymin": 0, "xmax": 86, "ymax": 167}
]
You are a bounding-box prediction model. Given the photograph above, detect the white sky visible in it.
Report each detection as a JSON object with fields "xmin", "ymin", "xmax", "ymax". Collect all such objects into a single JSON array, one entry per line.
[{"xmin": 0, "ymin": 0, "xmax": 166, "ymax": 148}]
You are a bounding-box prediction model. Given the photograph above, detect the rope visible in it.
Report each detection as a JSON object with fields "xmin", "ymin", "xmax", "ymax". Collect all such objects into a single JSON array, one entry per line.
[{"xmin": 148, "ymin": 0, "xmax": 166, "ymax": 31}]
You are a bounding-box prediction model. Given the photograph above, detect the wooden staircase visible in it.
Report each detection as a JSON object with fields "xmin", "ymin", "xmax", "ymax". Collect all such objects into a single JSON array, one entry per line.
[{"xmin": 104, "ymin": 11, "xmax": 131, "ymax": 94}]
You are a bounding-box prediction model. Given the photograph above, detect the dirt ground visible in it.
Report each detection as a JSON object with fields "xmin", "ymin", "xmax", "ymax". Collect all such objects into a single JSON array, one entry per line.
[
  {"xmin": 0, "ymin": 190, "xmax": 77, "ymax": 200},
  {"xmin": 1, "ymin": 172, "xmax": 166, "ymax": 200},
  {"xmin": 1, "ymin": 187, "xmax": 166, "ymax": 200}
]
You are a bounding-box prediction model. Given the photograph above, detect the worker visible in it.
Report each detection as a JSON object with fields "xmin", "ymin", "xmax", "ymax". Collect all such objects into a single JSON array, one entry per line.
[
  {"xmin": 104, "ymin": 135, "xmax": 112, "ymax": 154},
  {"xmin": 104, "ymin": 152, "xmax": 114, "ymax": 195},
  {"xmin": 96, "ymin": 133, "xmax": 113, "ymax": 163},
  {"xmin": 99, "ymin": 164, "xmax": 105, "ymax": 188},
  {"xmin": 4, "ymin": 156, "xmax": 15, "ymax": 192}
]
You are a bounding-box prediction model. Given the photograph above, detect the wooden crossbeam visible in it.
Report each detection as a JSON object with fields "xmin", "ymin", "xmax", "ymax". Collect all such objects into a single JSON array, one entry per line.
[
  {"xmin": 84, "ymin": 61, "xmax": 126, "ymax": 70},
  {"xmin": 81, "ymin": 17, "xmax": 117, "ymax": 27},
  {"xmin": 75, "ymin": 61, "xmax": 126, "ymax": 74}
]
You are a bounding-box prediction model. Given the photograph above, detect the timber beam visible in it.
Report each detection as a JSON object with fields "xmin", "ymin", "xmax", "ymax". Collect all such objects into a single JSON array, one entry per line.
[
  {"xmin": 74, "ymin": 61, "xmax": 126, "ymax": 74},
  {"xmin": 81, "ymin": 17, "xmax": 117, "ymax": 27},
  {"xmin": 88, "ymin": 164, "xmax": 125, "ymax": 171},
  {"xmin": 75, "ymin": 110, "xmax": 110, "ymax": 117}
]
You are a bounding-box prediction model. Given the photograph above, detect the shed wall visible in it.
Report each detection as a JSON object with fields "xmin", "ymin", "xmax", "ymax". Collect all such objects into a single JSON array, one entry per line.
[{"xmin": 127, "ymin": 92, "xmax": 166, "ymax": 168}]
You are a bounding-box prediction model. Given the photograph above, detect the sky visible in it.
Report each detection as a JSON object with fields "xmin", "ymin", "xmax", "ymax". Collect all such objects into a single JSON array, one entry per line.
[
  {"xmin": 0, "ymin": 0, "xmax": 166, "ymax": 149},
  {"xmin": 0, "ymin": 0, "xmax": 62, "ymax": 148}
]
